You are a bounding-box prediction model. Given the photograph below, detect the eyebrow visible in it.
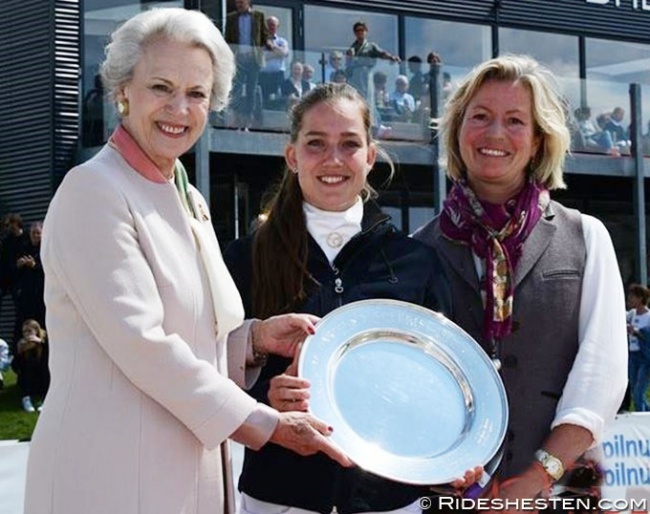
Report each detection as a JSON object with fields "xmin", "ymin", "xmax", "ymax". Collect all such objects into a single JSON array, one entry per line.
[
  {"xmin": 469, "ymin": 103, "xmax": 528, "ymax": 115},
  {"xmin": 151, "ymin": 76, "xmax": 209, "ymax": 91},
  {"xmin": 304, "ymin": 130, "xmax": 362, "ymax": 137}
]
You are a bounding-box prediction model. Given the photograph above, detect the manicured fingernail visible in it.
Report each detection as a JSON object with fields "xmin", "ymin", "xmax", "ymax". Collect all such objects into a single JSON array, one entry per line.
[
  {"xmin": 328, "ymin": 426, "xmax": 334, "ymax": 432},
  {"xmin": 308, "ymin": 326, "xmax": 315, "ymax": 334}
]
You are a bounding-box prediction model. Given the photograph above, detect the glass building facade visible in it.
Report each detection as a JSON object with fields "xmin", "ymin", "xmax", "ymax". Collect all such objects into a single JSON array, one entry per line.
[{"xmin": 3, "ymin": 0, "xmax": 650, "ymax": 285}]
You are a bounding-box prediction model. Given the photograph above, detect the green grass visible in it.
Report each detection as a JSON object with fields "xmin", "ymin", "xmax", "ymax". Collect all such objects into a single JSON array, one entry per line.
[{"xmin": 0, "ymin": 369, "xmax": 40, "ymax": 441}]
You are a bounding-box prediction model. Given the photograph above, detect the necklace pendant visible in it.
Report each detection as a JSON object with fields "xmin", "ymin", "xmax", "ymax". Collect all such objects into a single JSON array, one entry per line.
[
  {"xmin": 492, "ymin": 358, "xmax": 502, "ymax": 371},
  {"xmin": 326, "ymin": 232, "xmax": 343, "ymax": 248}
]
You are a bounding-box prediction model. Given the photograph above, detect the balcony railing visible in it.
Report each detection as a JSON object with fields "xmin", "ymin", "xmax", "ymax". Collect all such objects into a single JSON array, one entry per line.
[{"xmin": 81, "ymin": 45, "xmax": 650, "ymax": 161}]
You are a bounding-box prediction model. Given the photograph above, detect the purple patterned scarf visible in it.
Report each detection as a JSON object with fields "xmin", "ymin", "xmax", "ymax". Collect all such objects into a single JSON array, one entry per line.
[{"xmin": 440, "ymin": 178, "xmax": 550, "ymax": 343}]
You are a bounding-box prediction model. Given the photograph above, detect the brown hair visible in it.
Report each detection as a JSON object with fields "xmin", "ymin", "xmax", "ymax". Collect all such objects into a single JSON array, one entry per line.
[
  {"xmin": 22, "ymin": 319, "xmax": 46, "ymax": 339},
  {"xmin": 251, "ymin": 83, "xmax": 390, "ymax": 318},
  {"xmin": 629, "ymin": 283, "xmax": 650, "ymax": 305}
]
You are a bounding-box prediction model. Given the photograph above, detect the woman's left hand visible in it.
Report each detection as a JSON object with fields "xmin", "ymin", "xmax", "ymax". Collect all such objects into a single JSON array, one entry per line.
[{"xmin": 254, "ymin": 313, "xmax": 320, "ymax": 359}]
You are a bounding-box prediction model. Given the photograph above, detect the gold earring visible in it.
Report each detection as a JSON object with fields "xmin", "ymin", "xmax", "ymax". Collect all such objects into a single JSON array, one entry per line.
[{"xmin": 117, "ymin": 99, "xmax": 129, "ymax": 116}]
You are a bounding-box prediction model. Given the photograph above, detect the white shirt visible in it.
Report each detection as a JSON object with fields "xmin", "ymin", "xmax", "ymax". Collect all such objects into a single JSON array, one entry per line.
[
  {"xmin": 472, "ymin": 214, "xmax": 627, "ymax": 445},
  {"xmin": 626, "ymin": 308, "xmax": 650, "ymax": 352},
  {"xmin": 303, "ymin": 198, "xmax": 363, "ymax": 264}
]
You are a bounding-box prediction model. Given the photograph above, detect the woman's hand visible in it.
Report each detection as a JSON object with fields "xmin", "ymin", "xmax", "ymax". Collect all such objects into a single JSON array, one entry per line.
[
  {"xmin": 450, "ymin": 465, "xmax": 484, "ymax": 490},
  {"xmin": 268, "ymin": 373, "xmax": 310, "ymax": 412},
  {"xmin": 253, "ymin": 313, "xmax": 319, "ymax": 359},
  {"xmin": 270, "ymin": 411, "xmax": 352, "ymax": 468},
  {"xmin": 268, "ymin": 342, "xmax": 310, "ymax": 412}
]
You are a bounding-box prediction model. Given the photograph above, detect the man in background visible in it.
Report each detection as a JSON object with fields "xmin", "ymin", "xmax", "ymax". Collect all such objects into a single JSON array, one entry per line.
[
  {"xmin": 259, "ymin": 16, "xmax": 289, "ymax": 106},
  {"xmin": 226, "ymin": 0, "xmax": 271, "ymax": 128}
]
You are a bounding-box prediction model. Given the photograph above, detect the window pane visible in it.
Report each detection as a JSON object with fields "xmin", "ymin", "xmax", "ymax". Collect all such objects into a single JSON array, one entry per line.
[
  {"xmin": 500, "ymin": 27, "xmax": 579, "ymax": 104},
  {"xmin": 586, "ymin": 38, "xmax": 650, "ymax": 154},
  {"xmin": 404, "ymin": 17, "xmax": 491, "ymax": 83},
  {"xmin": 499, "ymin": 28, "xmax": 579, "ymax": 79}
]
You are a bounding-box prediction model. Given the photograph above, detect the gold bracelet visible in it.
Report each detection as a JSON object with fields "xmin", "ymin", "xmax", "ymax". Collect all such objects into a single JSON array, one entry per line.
[{"xmin": 251, "ymin": 322, "xmax": 268, "ymax": 367}]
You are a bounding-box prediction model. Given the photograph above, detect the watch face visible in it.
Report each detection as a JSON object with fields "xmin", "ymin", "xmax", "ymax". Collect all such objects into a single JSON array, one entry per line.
[{"xmin": 547, "ymin": 460, "xmax": 561, "ymax": 475}]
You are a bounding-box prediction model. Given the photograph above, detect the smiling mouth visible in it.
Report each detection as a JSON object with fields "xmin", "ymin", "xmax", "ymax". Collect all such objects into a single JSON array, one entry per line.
[
  {"xmin": 158, "ymin": 123, "xmax": 187, "ymax": 135},
  {"xmin": 479, "ymin": 148, "xmax": 508, "ymax": 157},
  {"xmin": 319, "ymin": 176, "xmax": 348, "ymax": 184}
]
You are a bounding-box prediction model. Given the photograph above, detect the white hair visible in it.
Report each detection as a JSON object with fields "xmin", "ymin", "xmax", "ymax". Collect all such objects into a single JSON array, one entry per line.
[{"xmin": 100, "ymin": 8, "xmax": 235, "ymax": 111}]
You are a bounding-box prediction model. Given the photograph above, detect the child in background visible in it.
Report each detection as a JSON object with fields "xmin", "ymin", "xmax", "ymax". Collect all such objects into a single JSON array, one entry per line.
[
  {"xmin": 0, "ymin": 337, "xmax": 11, "ymax": 389},
  {"xmin": 13, "ymin": 319, "xmax": 49, "ymax": 412}
]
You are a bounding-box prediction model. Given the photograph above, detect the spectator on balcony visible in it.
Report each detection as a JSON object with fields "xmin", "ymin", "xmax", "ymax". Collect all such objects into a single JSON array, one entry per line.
[
  {"xmin": 259, "ymin": 16, "xmax": 289, "ymax": 105},
  {"xmin": 345, "ymin": 21, "xmax": 400, "ymax": 99},
  {"xmin": 371, "ymin": 70, "xmax": 390, "ymax": 117},
  {"xmin": 389, "ymin": 74, "xmax": 416, "ymax": 122},
  {"xmin": 330, "ymin": 69, "xmax": 347, "ymax": 84},
  {"xmin": 281, "ymin": 60, "xmax": 310, "ymax": 109},
  {"xmin": 407, "ymin": 55, "xmax": 428, "ymax": 102},
  {"xmin": 226, "ymin": 0, "xmax": 272, "ymax": 129},
  {"xmin": 574, "ymin": 106, "xmax": 620, "ymax": 156},
  {"xmin": 642, "ymin": 119, "xmax": 650, "ymax": 155},
  {"xmin": 604, "ymin": 106, "xmax": 631, "ymax": 149},
  {"xmin": 324, "ymin": 50, "xmax": 345, "ymax": 83},
  {"xmin": 302, "ymin": 64, "xmax": 317, "ymax": 92}
]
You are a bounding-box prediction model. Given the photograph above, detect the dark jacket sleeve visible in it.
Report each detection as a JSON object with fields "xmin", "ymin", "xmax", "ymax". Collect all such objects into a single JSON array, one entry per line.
[
  {"xmin": 253, "ymin": 10, "xmax": 269, "ymax": 48},
  {"xmin": 421, "ymin": 243, "xmax": 453, "ymax": 319},
  {"xmin": 224, "ymin": 12, "xmax": 237, "ymax": 44}
]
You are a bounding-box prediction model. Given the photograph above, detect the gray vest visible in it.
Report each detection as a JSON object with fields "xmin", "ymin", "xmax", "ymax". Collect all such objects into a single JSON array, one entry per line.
[{"xmin": 414, "ymin": 201, "xmax": 585, "ymax": 477}]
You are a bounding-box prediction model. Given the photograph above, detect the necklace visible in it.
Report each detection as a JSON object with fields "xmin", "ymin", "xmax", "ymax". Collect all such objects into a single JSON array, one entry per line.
[{"xmin": 326, "ymin": 232, "xmax": 343, "ymax": 248}]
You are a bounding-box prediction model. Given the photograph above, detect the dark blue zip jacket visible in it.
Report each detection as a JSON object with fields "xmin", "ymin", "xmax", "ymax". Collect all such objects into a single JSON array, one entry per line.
[{"xmin": 223, "ymin": 204, "xmax": 452, "ymax": 514}]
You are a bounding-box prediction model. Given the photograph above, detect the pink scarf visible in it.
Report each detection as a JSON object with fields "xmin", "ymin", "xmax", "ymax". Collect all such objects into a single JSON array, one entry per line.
[{"xmin": 439, "ymin": 179, "xmax": 550, "ymax": 343}]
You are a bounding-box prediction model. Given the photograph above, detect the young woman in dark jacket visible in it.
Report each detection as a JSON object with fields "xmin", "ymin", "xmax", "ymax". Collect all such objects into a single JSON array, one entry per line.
[{"xmin": 224, "ymin": 83, "xmax": 479, "ymax": 514}]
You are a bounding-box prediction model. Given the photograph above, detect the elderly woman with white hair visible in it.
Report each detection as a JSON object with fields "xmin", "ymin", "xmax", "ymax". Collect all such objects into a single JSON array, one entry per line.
[
  {"xmin": 389, "ymin": 74, "xmax": 416, "ymax": 122},
  {"xmin": 24, "ymin": 8, "xmax": 349, "ymax": 514}
]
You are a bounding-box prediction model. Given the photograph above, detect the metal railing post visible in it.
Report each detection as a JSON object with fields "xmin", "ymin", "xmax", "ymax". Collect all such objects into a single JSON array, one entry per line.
[{"xmin": 630, "ymin": 83, "xmax": 647, "ymax": 285}]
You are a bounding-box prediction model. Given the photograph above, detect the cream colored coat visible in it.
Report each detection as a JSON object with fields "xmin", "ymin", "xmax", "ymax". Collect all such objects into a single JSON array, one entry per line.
[{"xmin": 24, "ymin": 145, "xmax": 257, "ymax": 514}]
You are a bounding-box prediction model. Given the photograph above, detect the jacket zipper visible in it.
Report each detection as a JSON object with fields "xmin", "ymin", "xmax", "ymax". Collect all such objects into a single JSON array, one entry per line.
[{"xmin": 332, "ymin": 265, "xmax": 344, "ymax": 307}]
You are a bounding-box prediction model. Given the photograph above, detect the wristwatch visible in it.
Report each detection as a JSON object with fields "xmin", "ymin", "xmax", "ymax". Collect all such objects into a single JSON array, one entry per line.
[{"xmin": 534, "ymin": 449, "xmax": 564, "ymax": 481}]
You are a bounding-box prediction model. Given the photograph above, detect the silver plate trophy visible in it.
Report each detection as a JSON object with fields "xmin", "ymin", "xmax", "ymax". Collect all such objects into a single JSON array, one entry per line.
[{"xmin": 298, "ymin": 299, "xmax": 508, "ymax": 485}]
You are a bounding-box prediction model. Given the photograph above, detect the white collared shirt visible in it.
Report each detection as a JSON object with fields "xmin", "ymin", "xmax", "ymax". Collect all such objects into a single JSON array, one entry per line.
[{"xmin": 303, "ymin": 198, "xmax": 363, "ymax": 264}]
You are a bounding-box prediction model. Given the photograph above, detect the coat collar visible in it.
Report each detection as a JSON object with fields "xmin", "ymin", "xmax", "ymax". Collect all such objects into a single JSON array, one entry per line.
[{"xmin": 108, "ymin": 124, "xmax": 168, "ymax": 184}]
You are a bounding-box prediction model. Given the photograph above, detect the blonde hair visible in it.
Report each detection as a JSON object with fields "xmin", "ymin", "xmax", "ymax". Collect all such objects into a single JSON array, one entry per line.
[
  {"xmin": 440, "ymin": 54, "xmax": 569, "ymax": 190},
  {"xmin": 22, "ymin": 319, "xmax": 46, "ymax": 340}
]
